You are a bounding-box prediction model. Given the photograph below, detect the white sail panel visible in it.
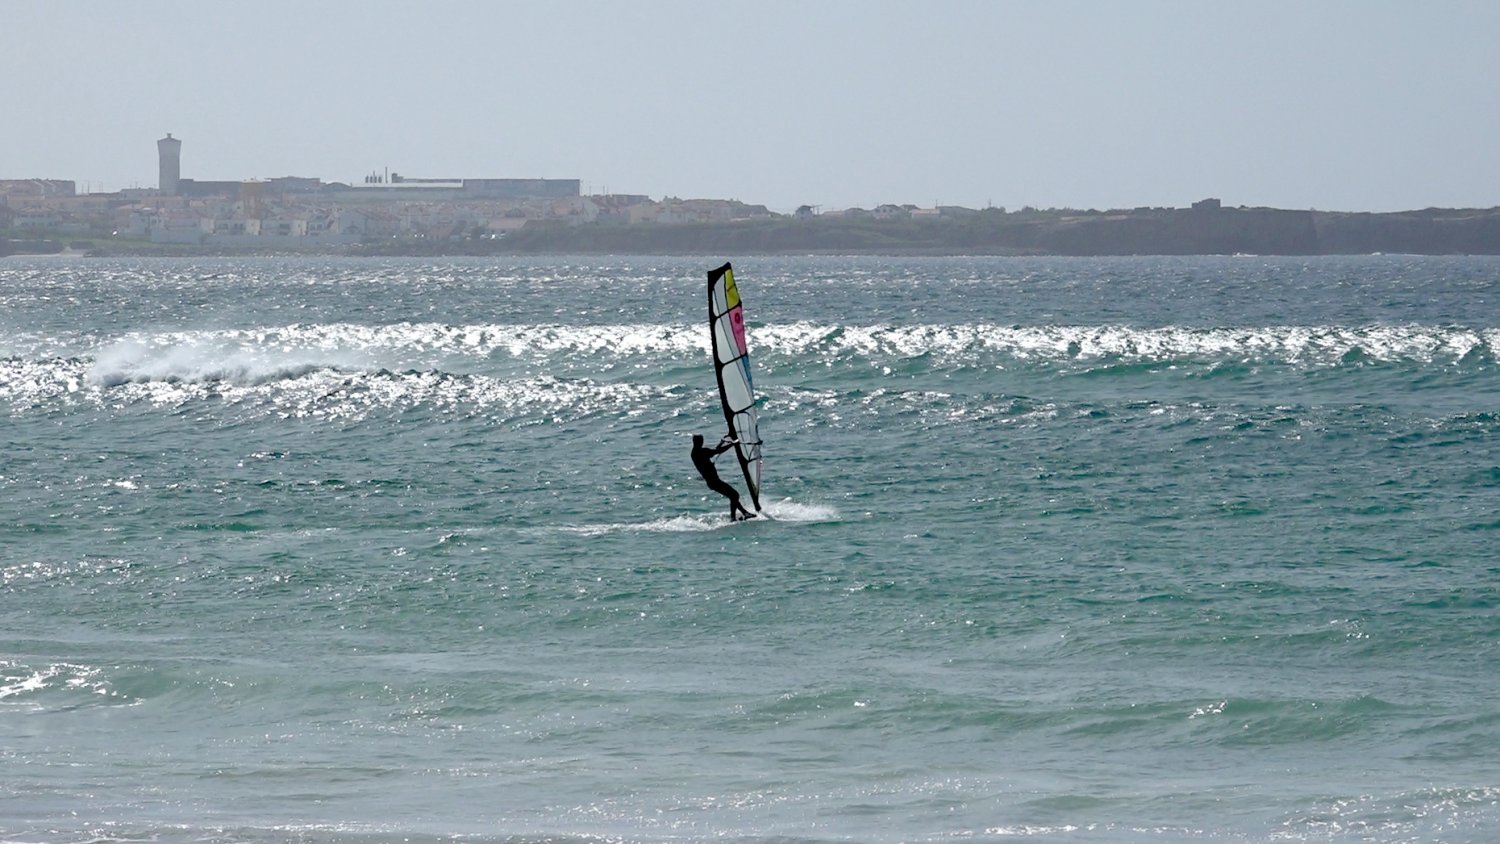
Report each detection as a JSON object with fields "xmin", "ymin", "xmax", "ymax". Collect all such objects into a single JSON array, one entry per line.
[{"xmin": 707, "ymin": 262, "xmax": 763, "ymax": 510}]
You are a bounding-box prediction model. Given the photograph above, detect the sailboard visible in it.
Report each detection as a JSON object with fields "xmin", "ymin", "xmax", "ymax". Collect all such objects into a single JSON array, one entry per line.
[{"xmin": 707, "ymin": 262, "xmax": 764, "ymax": 512}]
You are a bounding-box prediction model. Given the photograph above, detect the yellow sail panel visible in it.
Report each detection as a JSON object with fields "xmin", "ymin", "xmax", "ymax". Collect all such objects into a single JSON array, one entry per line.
[{"xmin": 723, "ymin": 268, "xmax": 741, "ymax": 310}]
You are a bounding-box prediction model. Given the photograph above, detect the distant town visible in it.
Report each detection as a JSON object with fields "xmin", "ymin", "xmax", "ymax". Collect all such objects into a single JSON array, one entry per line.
[
  {"xmin": 0, "ymin": 134, "xmax": 783, "ymax": 251},
  {"xmin": 4, "ymin": 135, "xmax": 1500, "ymax": 257}
]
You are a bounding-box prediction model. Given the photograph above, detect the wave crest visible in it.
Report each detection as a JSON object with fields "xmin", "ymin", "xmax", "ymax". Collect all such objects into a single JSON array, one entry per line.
[
  {"xmin": 72, "ymin": 322, "xmax": 1500, "ymax": 386},
  {"xmin": 764, "ymin": 322, "xmax": 1500, "ymax": 367},
  {"xmin": 88, "ymin": 333, "xmax": 360, "ymax": 387}
]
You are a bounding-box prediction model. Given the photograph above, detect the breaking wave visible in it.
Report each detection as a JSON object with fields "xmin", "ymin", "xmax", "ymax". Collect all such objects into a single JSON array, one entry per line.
[
  {"xmin": 77, "ymin": 321, "xmax": 1500, "ymax": 377},
  {"xmin": 555, "ymin": 499, "xmax": 841, "ymax": 536},
  {"xmin": 2, "ymin": 321, "xmax": 1494, "ymax": 418},
  {"xmin": 760, "ymin": 322, "xmax": 1500, "ymax": 367}
]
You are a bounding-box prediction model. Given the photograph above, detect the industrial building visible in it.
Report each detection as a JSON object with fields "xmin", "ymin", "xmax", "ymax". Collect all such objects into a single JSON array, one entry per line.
[{"xmin": 156, "ymin": 134, "xmax": 580, "ymax": 201}]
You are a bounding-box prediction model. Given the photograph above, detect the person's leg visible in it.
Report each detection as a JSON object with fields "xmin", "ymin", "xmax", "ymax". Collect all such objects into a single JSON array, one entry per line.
[
  {"xmin": 709, "ymin": 478, "xmax": 741, "ymax": 518},
  {"xmin": 727, "ymin": 491, "xmax": 746, "ymax": 520}
]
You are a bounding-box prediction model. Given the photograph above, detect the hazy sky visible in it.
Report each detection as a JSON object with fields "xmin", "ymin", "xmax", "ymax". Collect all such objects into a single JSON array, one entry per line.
[{"xmin": 4, "ymin": 1, "xmax": 1498, "ymax": 212}]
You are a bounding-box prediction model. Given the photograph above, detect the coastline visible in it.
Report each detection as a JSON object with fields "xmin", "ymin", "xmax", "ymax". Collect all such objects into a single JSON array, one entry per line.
[{"xmin": 7, "ymin": 204, "xmax": 1500, "ymax": 259}]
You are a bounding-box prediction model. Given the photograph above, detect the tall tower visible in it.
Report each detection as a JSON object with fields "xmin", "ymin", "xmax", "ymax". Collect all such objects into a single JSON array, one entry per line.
[{"xmin": 157, "ymin": 133, "xmax": 182, "ymax": 195}]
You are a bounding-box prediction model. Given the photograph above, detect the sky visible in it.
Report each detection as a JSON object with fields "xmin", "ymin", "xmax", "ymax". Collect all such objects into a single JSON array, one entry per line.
[{"xmin": 3, "ymin": 0, "xmax": 1498, "ymax": 213}]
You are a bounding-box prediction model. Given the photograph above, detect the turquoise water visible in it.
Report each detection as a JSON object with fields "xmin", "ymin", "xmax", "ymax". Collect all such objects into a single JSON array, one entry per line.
[{"xmin": 3, "ymin": 254, "xmax": 1499, "ymax": 842}]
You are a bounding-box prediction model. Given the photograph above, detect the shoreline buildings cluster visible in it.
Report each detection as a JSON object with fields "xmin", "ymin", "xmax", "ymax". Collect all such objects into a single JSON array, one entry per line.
[{"xmin": 0, "ymin": 135, "xmax": 775, "ymax": 247}]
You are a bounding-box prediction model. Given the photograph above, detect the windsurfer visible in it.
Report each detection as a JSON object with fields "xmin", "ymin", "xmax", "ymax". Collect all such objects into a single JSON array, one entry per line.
[{"xmin": 691, "ymin": 434, "xmax": 758, "ymax": 521}]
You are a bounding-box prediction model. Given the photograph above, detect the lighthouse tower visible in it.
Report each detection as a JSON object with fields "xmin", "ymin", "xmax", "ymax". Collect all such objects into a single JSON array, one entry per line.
[{"xmin": 157, "ymin": 134, "xmax": 182, "ymax": 195}]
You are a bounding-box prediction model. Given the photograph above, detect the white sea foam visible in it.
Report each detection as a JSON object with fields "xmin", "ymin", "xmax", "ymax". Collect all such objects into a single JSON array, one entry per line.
[
  {"xmin": 559, "ymin": 500, "xmax": 837, "ymax": 535},
  {"xmin": 76, "ymin": 323, "xmax": 706, "ymax": 386},
  {"xmin": 0, "ymin": 660, "xmax": 115, "ymax": 705},
  {"xmin": 761, "ymin": 499, "xmax": 840, "ymax": 522},
  {"xmin": 0, "ymin": 665, "xmax": 53, "ymax": 699},
  {"xmin": 560, "ymin": 514, "xmax": 725, "ymax": 535},
  {"xmin": 767, "ymin": 322, "xmax": 1500, "ymax": 365},
  {"xmin": 4, "ymin": 321, "xmax": 1496, "ymax": 417},
  {"xmin": 88, "ymin": 332, "xmax": 365, "ymax": 387},
  {"xmin": 66, "ymin": 321, "xmax": 1500, "ymax": 390}
]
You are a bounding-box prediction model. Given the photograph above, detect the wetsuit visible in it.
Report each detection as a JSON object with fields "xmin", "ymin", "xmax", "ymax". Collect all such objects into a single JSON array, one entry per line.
[{"xmin": 692, "ymin": 440, "xmax": 750, "ymax": 516}]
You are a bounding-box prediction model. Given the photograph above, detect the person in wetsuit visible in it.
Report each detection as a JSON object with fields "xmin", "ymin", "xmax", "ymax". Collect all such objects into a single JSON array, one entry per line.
[{"xmin": 691, "ymin": 433, "xmax": 757, "ymax": 521}]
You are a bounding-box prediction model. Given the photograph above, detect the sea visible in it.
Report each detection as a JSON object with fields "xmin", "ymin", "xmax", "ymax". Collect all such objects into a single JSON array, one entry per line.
[{"xmin": 2, "ymin": 254, "xmax": 1499, "ymax": 843}]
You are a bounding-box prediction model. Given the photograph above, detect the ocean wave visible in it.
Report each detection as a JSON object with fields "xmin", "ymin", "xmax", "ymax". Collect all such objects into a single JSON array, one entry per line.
[
  {"xmin": 84, "ymin": 323, "xmax": 706, "ymax": 385},
  {"xmin": 88, "ymin": 331, "xmax": 371, "ymax": 387},
  {"xmin": 760, "ymin": 322, "xmax": 1500, "ymax": 368},
  {"xmin": 3, "ymin": 320, "xmax": 1496, "ymax": 419},
  {"xmin": 127, "ymin": 370, "xmax": 678, "ymax": 423},
  {"xmin": 1276, "ymin": 785, "xmax": 1500, "ymax": 841},
  {"xmin": 3, "ymin": 354, "xmax": 684, "ymax": 423},
  {"xmin": 62, "ymin": 321, "xmax": 1500, "ymax": 383},
  {"xmin": 0, "ymin": 659, "xmax": 136, "ymax": 710},
  {"xmin": 555, "ymin": 499, "xmax": 840, "ymax": 536}
]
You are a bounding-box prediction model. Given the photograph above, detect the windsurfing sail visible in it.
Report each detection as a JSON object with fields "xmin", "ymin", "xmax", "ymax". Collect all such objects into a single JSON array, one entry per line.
[{"xmin": 707, "ymin": 262, "xmax": 763, "ymax": 512}]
